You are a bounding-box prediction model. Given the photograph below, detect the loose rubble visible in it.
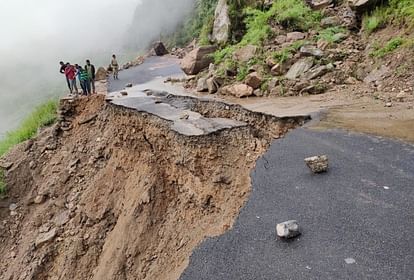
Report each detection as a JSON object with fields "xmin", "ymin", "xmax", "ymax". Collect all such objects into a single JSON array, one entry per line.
[
  {"xmin": 276, "ymin": 220, "xmax": 301, "ymax": 239},
  {"xmin": 304, "ymin": 155, "xmax": 329, "ymax": 173}
]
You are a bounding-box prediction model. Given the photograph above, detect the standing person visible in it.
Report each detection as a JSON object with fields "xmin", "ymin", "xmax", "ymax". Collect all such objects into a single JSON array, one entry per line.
[
  {"xmin": 79, "ymin": 66, "xmax": 91, "ymax": 96},
  {"xmin": 75, "ymin": 64, "xmax": 85, "ymax": 94},
  {"xmin": 59, "ymin": 61, "xmax": 71, "ymax": 92},
  {"xmin": 64, "ymin": 63, "xmax": 78, "ymax": 94},
  {"xmin": 111, "ymin": 54, "xmax": 119, "ymax": 80},
  {"xmin": 85, "ymin": 59, "xmax": 96, "ymax": 93}
]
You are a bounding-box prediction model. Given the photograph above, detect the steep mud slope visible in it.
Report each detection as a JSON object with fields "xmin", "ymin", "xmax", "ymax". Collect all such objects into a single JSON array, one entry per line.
[{"xmin": 0, "ymin": 94, "xmax": 307, "ymax": 280}]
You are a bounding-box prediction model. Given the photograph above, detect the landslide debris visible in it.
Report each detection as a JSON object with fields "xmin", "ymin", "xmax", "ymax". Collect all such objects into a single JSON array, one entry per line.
[{"xmin": 0, "ymin": 94, "xmax": 307, "ymax": 280}]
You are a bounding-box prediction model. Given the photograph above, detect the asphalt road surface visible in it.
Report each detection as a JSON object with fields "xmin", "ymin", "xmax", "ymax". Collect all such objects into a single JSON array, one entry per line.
[
  {"xmin": 180, "ymin": 128, "xmax": 414, "ymax": 280},
  {"xmin": 108, "ymin": 56, "xmax": 182, "ymax": 92}
]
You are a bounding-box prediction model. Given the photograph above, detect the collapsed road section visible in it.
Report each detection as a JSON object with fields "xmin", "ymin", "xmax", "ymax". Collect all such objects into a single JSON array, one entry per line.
[{"xmin": 0, "ymin": 93, "xmax": 308, "ymax": 280}]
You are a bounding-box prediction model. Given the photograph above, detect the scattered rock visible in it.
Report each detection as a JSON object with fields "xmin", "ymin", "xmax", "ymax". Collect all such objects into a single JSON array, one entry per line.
[
  {"xmin": 245, "ymin": 72, "xmax": 262, "ymax": 89},
  {"xmin": 54, "ymin": 211, "xmax": 71, "ymax": 226},
  {"xmin": 285, "ymin": 57, "xmax": 314, "ymax": 80},
  {"xmin": 120, "ymin": 91, "xmax": 128, "ymax": 96},
  {"xmin": 34, "ymin": 195, "xmax": 46, "ymax": 204},
  {"xmin": 274, "ymin": 35, "xmax": 287, "ymax": 45},
  {"xmin": 221, "ymin": 84, "xmax": 254, "ymax": 98},
  {"xmin": 349, "ymin": 0, "xmax": 383, "ymax": 13},
  {"xmin": 181, "ymin": 46, "xmax": 217, "ymax": 75},
  {"xmin": 396, "ymin": 91, "xmax": 409, "ymax": 102},
  {"xmin": 276, "ymin": 220, "xmax": 301, "ymax": 239},
  {"xmin": 364, "ymin": 65, "xmax": 391, "ymax": 84},
  {"xmin": 304, "ymin": 155, "xmax": 329, "ymax": 173},
  {"xmin": 9, "ymin": 203, "xmax": 18, "ymax": 211},
  {"xmin": 310, "ymin": 0, "xmax": 333, "ymax": 10},
  {"xmin": 286, "ymin": 32, "xmax": 306, "ymax": 42},
  {"xmin": 234, "ymin": 45, "xmax": 257, "ymax": 63},
  {"xmin": 196, "ymin": 78, "xmax": 208, "ymax": 92},
  {"xmin": 300, "ymin": 45, "xmax": 324, "ymax": 58},
  {"xmin": 206, "ymin": 77, "xmax": 220, "ymax": 94},
  {"xmin": 95, "ymin": 67, "xmax": 107, "ymax": 81},
  {"xmin": 385, "ymin": 102, "xmax": 392, "ymax": 108},
  {"xmin": 303, "ymin": 65, "xmax": 329, "ymax": 80},
  {"xmin": 212, "ymin": 0, "xmax": 231, "ymax": 44},
  {"xmin": 35, "ymin": 228, "xmax": 57, "ymax": 247},
  {"xmin": 153, "ymin": 41, "xmax": 169, "ymax": 56},
  {"xmin": 0, "ymin": 161, "xmax": 13, "ymax": 169},
  {"xmin": 321, "ymin": 16, "xmax": 340, "ymax": 27},
  {"xmin": 345, "ymin": 258, "xmax": 356, "ymax": 264},
  {"xmin": 125, "ymin": 83, "xmax": 133, "ymax": 88},
  {"xmin": 254, "ymin": 89, "xmax": 264, "ymax": 97}
]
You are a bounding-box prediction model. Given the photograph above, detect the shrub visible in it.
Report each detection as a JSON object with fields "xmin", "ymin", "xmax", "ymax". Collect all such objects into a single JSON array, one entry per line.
[{"xmin": 240, "ymin": 8, "xmax": 271, "ymax": 46}]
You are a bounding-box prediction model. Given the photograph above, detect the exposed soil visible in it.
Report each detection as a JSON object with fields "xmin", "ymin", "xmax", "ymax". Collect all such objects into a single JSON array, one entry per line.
[{"xmin": 0, "ymin": 94, "xmax": 306, "ymax": 280}]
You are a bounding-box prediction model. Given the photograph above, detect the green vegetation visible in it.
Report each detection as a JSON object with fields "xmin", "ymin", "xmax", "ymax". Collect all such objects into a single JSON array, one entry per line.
[
  {"xmin": 240, "ymin": 7, "xmax": 272, "ymax": 46},
  {"xmin": 0, "ymin": 99, "xmax": 58, "ymax": 157},
  {"xmin": 363, "ymin": 7, "xmax": 387, "ymax": 34},
  {"xmin": 370, "ymin": 37, "xmax": 405, "ymax": 58},
  {"xmin": 317, "ymin": 27, "xmax": 348, "ymax": 44},
  {"xmin": 166, "ymin": 0, "xmax": 219, "ymax": 47},
  {"xmin": 0, "ymin": 99, "xmax": 58, "ymax": 196},
  {"xmin": 272, "ymin": 40, "xmax": 307, "ymax": 63},
  {"xmin": 363, "ymin": 0, "xmax": 414, "ymax": 34},
  {"xmin": 270, "ymin": 0, "xmax": 321, "ymax": 31}
]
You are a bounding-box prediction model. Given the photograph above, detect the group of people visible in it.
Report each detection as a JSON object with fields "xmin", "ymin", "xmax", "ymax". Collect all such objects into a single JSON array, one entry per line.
[
  {"xmin": 60, "ymin": 60, "xmax": 96, "ymax": 95},
  {"xmin": 59, "ymin": 54, "xmax": 120, "ymax": 96}
]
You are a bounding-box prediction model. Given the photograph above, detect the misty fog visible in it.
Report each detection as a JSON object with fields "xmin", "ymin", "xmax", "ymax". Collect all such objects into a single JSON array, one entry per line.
[{"xmin": 0, "ymin": 0, "xmax": 194, "ymax": 137}]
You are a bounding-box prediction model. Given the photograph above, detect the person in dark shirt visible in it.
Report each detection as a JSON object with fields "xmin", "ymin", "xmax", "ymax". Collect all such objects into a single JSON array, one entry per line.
[
  {"xmin": 59, "ymin": 61, "xmax": 71, "ymax": 92},
  {"xmin": 85, "ymin": 59, "xmax": 96, "ymax": 94}
]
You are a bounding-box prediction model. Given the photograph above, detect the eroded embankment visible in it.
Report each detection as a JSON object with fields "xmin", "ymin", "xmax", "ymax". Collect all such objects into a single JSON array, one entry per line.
[{"xmin": 0, "ymin": 95, "xmax": 307, "ymax": 280}]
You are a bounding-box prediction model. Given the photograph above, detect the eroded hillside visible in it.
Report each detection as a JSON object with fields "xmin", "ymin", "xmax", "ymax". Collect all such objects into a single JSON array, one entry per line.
[{"xmin": 0, "ymin": 94, "xmax": 307, "ymax": 280}]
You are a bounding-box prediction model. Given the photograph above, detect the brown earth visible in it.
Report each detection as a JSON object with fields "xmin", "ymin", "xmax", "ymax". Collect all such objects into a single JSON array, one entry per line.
[{"xmin": 0, "ymin": 94, "xmax": 306, "ymax": 280}]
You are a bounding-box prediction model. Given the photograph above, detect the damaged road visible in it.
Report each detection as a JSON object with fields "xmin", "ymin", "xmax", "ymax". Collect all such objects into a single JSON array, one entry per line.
[{"xmin": 180, "ymin": 128, "xmax": 414, "ymax": 280}]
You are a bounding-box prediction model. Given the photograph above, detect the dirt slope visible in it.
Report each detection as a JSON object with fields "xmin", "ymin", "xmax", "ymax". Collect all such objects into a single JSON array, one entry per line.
[{"xmin": 0, "ymin": 95, "xmax": 306, "ymax": 280}]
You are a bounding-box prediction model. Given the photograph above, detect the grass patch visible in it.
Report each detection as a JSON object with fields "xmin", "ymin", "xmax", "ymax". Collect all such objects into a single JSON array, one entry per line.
[
  {"xmin": 272, "ymin": 40, "xmax": 308, "ymax": 63},
  {"xmin": 0, "ymin": 99, "xmax": 58, "ymax": 157},
  {"xmin": 240, "ymin": 8, "xmax": 272, "ymax": 46},
  {"xmin": 370, "ymin": 37, "xmax": 405, "ymax": 58},
  {"xmin": 269, "ymin": 0, "xmax": 321, "ymax": 31},
  {"xmin": 363, "ymin": 7, "xmax": 388, "ymax": 34},
  {"xmin": 317, "ymin": 27, "xmax": 348, "ymax": 44},
  {"xmin": 362, "ymin": 0, "xmax": 414, "ymax": 34}
]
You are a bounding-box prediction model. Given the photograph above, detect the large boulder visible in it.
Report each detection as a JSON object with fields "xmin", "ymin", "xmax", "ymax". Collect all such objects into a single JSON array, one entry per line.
[
  {"xmin": 234, "ymin": 45, "xmax": 257, "ymax": 63},
  {"xmin": 95, "ymin": 67, "xmax": 107, "ymax": 81},
  {"xmin": 245, "ymin": 72, "xmax": 262, "ymax": 89},
  {"xmin": 212, "ymin": 0, "xmax": 231, "ymax": 44},
  {"xmin": 221, "ymin": 83, "xmax": 254, "ymax": 98},
  {"xmin": 285, "ymin": 57, "xmax": 314, "ymax": 80},
  {"xmin": 180, "ymin": 46, "xmax": 217, "ymax": 75},
  {"xmin": 153, "ymin": 41, "xmax": 169, "ymax": 56}
]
